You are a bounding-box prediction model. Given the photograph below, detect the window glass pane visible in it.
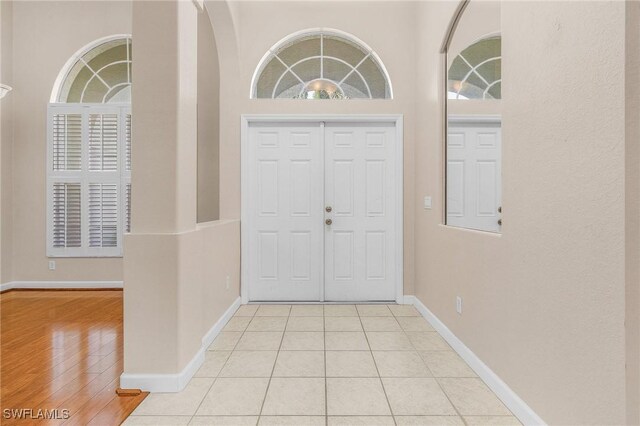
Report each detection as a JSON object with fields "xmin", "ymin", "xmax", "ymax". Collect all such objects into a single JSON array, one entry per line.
[
  {"xmin": 487, "ymin": 81, "xmax": 501, "ymax": 100},
  {"xmin": 448, "ymin": 36, "xmax": 501, "ymax": 101},
  {"xmin": 323, "ymin": 36, "xmax": 366, "ymax": 66},
  {"xmin": 278, "ymin": 36, "xmax": 321, "ymax": 66},
  {"xmin": 257, "ymin": 57, "xmax": 287, "ymax": 98},
  {"xmin": 82, "ymin": 77, "xmax": 109, "ymax": 103},
  {"xmin": 342, "ymin": 72, "xmax": 369, "ymax": 99},
  {"xmin": 274, "ymin": 72, "xmax": 303, "ymax": 98},
  {"xmin": 357, "ymin": 57, "xmax": 386, "ymax": 99},
  {"xmin": 66, "ymin": 66, "xmax": 93, "ymax": 103},
  {"xmin": 476, "ymin": 59, "xmax": 501, "ymax": 87},
  {"xmin": 84, "ymin": 43, "xmax": 127, "ymax": 72},
  {"xmin": 291, "ymin": 58, "xmax": 321, "ymax": 83},
  {"xmin": 252, "ymin": 31, "xmax": 391, "ymax": 99},
  {"xmin": 323, "ymin": 58, "xmax": 351, "ymax": 83}
]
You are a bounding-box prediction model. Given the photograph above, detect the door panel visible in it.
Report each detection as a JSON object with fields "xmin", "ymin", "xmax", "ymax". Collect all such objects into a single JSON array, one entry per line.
[
  {"xmin": 247, "ymin": 123, "xmax": 324, "ymax": 301},
  {"xmin": 324, "ymin": 123, "xmax": 397, "ymax": 301}
]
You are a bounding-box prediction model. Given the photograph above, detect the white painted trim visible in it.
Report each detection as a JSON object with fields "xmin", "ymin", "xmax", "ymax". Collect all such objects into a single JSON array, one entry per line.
[
  {"xmin": 240, "ymin": 114, "xmax": 404, "ymax": 304},
  {"xmin": 448, "ymin": 114, "xmax": 502, "ymax": 124},
  {"xmin": 191, "ymin": 0, "xmax": 204, "ymax": 12},
  {"xmin": 120, "ymin": 297, "xmax": 241, "ymax": 393},
  {"xmin": 0, "ymin": 280, "xmax": 123, "ymax": 292},
  {"xmin": 120, "ymin": 351, "xmax": 205, "ymax": 394},
  {"xmin": 202, "ymin": 296, "xmax": 242, "ymax": 349},
  {"xmin": 394, "ymin": 117, "xmax": 404, "ymax": 304},
  {"xmin": 406, "ymin": 295, "xmax": 546, "ymax": 426}
]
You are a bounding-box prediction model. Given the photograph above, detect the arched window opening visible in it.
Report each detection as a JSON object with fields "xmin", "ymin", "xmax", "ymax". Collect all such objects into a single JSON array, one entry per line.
[
  {"xmin": 251, "ymin": 30, "xmax": 392, "ymax": 100},
  {"xmin": 448, "ymin": 35, "xmax": 501, "ymax": 100},
  {"xmin": 55, "ymin": 36, "xmax": 132, "ymax": 104},
  {"xmin": 48, "ymin": 35, "xmax": 132, "ymax": 257}
]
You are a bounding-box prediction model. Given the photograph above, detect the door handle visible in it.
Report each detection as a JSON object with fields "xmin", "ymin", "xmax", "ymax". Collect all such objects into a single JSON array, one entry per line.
[
  {"xmin": 325, "ymin": 206, "xmax": 332, "ymax": 213},
  {"xmin": 325, "ymin": 219, "xmax": 332, "ymax": 225}
]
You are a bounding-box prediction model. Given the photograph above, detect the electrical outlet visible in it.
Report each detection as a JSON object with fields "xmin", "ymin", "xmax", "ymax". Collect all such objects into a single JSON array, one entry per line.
[
  {"xmin": 456, "ymin": 296, "xmax": 462, "ymax": 314},
  {"xmin": 423, "ymin": 196, "xmax": 432, "ymax": 210},
  {"xmin": 226, "ymin": 275, "xmax": 230, "ymax": 290},
  {"xmin": 48, "ymin": 260, "xmax": 56, "ymax": 271}
]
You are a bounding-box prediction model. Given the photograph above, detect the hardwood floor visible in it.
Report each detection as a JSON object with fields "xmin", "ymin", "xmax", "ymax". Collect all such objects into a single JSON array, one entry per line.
[{"xmin": 0, "ymin": 290, "xmax": 147, "ymax": 425}]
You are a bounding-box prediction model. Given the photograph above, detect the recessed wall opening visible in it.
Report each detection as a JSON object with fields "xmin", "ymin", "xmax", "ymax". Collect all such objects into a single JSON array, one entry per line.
[{"xmin": 444, "ymin": 1, "xmax": 503, "ymax": 233}]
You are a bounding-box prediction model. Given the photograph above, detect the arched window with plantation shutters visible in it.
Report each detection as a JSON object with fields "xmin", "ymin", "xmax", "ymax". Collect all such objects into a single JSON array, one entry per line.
[{"xmin": 47, "ymin": 35, "xmax": 131, "ymax": 257}]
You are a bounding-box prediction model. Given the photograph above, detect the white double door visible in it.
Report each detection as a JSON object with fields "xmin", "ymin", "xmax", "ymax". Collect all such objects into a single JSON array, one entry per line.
[{"xmin": 245, "ymin": 121, "xmax": 399, "ymax": 302}]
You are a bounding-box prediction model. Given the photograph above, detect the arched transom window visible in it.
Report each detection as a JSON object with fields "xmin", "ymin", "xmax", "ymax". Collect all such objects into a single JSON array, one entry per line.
[
  {"xmin": 251, "ymin": 29, "xmax": 392, "ymax": 99},
  {"xmin": 54, "ymin": 36, "xmax": 132, "ymax": 103},
  {"xmin": 448, "ymin": 35, "xmax": 501, "ymax": 100}
]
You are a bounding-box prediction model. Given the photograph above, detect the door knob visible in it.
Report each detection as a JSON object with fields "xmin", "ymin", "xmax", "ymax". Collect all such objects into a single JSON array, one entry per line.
[
  {"xmin": 325, "ymin": 206, "xmax": 332, "ymax": 213},
  {"xmin": 498, "ymin": 219, "xmax": 502, "ymax": 226},
  {"xmin": 325, "ymin": 219, "xmax": 332, "ymax": 225}
]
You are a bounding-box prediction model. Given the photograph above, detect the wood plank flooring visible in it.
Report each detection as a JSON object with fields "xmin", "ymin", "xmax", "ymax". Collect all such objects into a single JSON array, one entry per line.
[{"xmin": 0, "ymin": 290, "xmax": 147, "ymax": 425}]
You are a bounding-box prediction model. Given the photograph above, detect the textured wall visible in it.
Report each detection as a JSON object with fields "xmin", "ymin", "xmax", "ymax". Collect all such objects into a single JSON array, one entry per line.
[
  {"xmin": 1, "ymin": 0, "xmax": 14, "ymax": 284},
  {"xmin": 415, "ymin": 1, "xmax": 628, "ymax": 423},
  {"xmin": 6, "ymin": 1, "xmax": 131, "ymax": 282},
  {"xmin": 625, "ymin": 1, "xmax": 640, "ymax": 424},
  {"xmin": 197, "ymin": 8, "xmax": 220, "ymax": 223}
]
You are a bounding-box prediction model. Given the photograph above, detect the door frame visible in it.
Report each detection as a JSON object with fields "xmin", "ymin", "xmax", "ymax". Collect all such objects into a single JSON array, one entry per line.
[{"xmin": 241, "ymin": 114, "xmax": 404, "ymax": 304}]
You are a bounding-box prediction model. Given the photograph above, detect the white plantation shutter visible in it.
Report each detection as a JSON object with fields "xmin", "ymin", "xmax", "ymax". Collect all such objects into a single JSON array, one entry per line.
[
  {"xmin": 89, "ymin": 114, "xmax": 119, "ymax": 171},
  {"xmin": 123, "ymin": 111, "xmax": 132, "ymax": 233},
  {"xmin": 53, "ymin": 114, "xmax": 82, "ymax": 171},
  {"xmin": 47, "ymin": 104, "xmax": 131, "ymax": 257},
  {"xmin": 125, "ymin": 113, "xmax": 132, "ymax": 171},
  {"xmin": 89, "ymin": 184, "xmax": 119, "ymax": 248},
  {"xmin": 124, "ymin": 183, "xmax": 132, "ymax": 233},
  {"xmin": 52, "ymin": 183, "xmax": 82, "ymax": 248}
]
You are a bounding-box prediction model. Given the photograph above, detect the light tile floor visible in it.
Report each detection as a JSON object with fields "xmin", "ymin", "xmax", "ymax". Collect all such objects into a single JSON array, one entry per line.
[{"xmin": 125, "ymin": 304, "xmax": 521, "ymax": 426}]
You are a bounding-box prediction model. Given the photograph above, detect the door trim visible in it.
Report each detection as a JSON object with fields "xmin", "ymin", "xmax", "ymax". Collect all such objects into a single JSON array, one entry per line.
[{"xmin": 241, "ymin": 114, "xmax": 404, "ymax": 304}]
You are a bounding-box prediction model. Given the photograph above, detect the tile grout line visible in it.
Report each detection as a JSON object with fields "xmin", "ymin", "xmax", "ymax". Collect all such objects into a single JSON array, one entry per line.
[
  {"xmin": 323, "ymin": 306, "xmax": 328, "ymax": 426},
  {"xmin": 357, "ymin": 305, "xmax": 397, "ymax": 426},
  {"xmin": 400, "ymin": 309, "xmax": 467, "ymax": 425},
  {"xmin": 257, "ymin": 305, "xmax": 291, "ymax": 420},
  {"xmin": 434, "ymin": 375, "xmax": 469, "ymax": 426},
  {"xmin": 192, "ymin": 306, "xmax": 257, "ymax": 421}
]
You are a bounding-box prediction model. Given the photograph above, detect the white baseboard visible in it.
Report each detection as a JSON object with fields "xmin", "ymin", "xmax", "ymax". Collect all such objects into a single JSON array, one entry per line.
[
  {"xmin": 0, "ymin": 280, "xmax": 124, "ymax": 292},
  {"xmin": 202, "ymin": 297, "xmax": 242, "ymax": 349},
  {"xmin": 120, "ymin": 296, "xmax": 241, "ymax": 393},
  {"xmin": 406, "ymin": 295, "xmax": 546, "ymax": 426},
  {"xmin": 119, "ymin": 350, "xmax": 205, "ymax": 393}
]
